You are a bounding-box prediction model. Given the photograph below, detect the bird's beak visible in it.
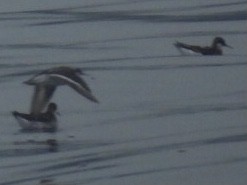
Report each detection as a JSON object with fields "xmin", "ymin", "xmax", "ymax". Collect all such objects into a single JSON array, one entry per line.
[
  {"xmin": 79, "ymin": 71, "xmax": 95, "ymax": 80},
  {"xmin": 225, "ymin": 44, "xmax": 233, "ymax": 49},
  {"xmin": 23, "ymin": 79, "xmax": 32, "ymax": 85}
]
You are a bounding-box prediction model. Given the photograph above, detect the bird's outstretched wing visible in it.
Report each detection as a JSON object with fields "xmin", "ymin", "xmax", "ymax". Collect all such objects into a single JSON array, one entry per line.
[
  {"xmin": 48, "ymin": 73, "xmax": 99, "ymax": 103},
  {"xmin": 30, "ymin": 85, "xmax": 56, "ymax": 115}
]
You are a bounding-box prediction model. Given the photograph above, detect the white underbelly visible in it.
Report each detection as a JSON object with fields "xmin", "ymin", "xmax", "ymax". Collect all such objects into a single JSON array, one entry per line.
[{"xmin": 16, "ymin": 117, "xmax": 56, "ymax": 132}]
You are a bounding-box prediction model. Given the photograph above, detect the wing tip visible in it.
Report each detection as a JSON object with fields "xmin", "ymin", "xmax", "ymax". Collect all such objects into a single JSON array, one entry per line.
[
  {"xmin": 174, "ymin": 41, "xmax": 183, "ymax": 48},
  {"xmin": 89, "ymin": 95, "xmax": 100, "ymax": 104},
  {"xmin": 12, "ymin": 111, "xmax": 18, "ymax": 117}
]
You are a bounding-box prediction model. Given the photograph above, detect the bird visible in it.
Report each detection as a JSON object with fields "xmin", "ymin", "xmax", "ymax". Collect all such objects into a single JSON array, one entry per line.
[
  {"xmin": 174, "ymin": 37, "xmax": 232, "ymax": 55},
  {"xmin": 12, "ymin": 102, "xmax": 58, "ymax": 132},
  {"xmin": 23, "ymin": 66, "xmax": 99, "ymax": 115}
]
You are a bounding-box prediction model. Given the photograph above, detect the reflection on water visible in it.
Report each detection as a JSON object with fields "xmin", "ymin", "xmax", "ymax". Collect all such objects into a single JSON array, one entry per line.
[{"xmin": 0, "ymin": 0, "xmax": 247, "ymax": 185}]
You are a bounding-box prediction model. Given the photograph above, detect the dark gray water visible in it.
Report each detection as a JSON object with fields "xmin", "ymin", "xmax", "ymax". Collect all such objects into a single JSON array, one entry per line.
[{"xmin": 0, "ymin": 1, "xmax": 247, "ymax": 185}]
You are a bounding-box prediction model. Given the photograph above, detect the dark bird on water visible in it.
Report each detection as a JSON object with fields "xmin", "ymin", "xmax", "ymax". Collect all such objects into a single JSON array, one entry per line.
[
  {"xmin": 12, "ymin": 102, "xmax": 58, "ymax": 132},
  {"xmin": 174, "ymin": 37, "xmax": 232, "ymax": 55}
]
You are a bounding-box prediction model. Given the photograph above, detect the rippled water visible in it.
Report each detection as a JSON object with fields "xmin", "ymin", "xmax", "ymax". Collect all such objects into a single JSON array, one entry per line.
[{"xmin": 0, "ymin": 1, "xmax": 247, "ymax": 185}]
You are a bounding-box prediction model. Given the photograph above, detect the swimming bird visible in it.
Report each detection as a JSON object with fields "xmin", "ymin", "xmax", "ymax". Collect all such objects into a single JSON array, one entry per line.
[
  {"xmin": 174, "ymin": 37, "xmax": 232, "ymax": 55},
  {"xmin": 24, "ymin": 66, "xmax": 99, "ymax": 115},
  {"xmin": 12, "ymin": 102, "xmax": 58, "ymax": 132}
]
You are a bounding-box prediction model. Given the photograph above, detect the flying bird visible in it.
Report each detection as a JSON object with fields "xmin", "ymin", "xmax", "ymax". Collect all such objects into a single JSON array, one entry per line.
[{"xmin": 24, "ymin": 66, "xmax": 99, "ymax": 115}]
